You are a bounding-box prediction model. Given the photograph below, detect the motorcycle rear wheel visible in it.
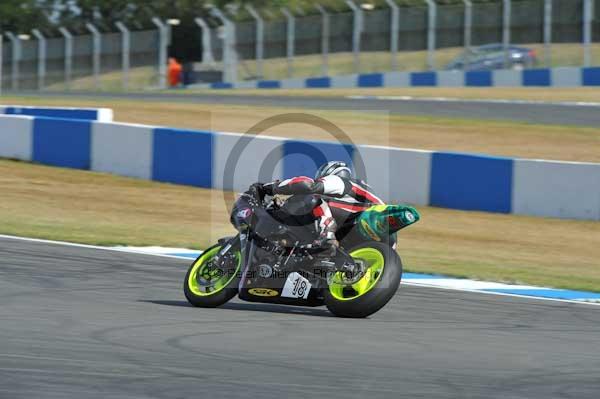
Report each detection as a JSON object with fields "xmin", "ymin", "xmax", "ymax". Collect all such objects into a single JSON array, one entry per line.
[
  {"xmin": 325, "ymin": 242, "xmax": 402, "ymax": 318},
  {"xmin": 184, "ymin": 244, "xmax": 241, "ymax": 308}
]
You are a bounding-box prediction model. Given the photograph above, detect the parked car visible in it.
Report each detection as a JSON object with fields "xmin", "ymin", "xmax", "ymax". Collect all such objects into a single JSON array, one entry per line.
[{"xmin": 445, "ymin": 43, "xmax": 537, "ymax": 71}]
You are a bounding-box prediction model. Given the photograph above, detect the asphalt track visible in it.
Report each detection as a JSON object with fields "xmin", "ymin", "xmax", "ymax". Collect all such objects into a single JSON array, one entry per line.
[
  {"xmin": 12, "ymin": 90, "xmax": 600, "ymax": 127},
  {"xmin": 2, "ymin": 236, "xmax": 600, "ymax": 398}
]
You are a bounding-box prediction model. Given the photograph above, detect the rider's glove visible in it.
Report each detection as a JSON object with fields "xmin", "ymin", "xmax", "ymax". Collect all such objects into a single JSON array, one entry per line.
[
  {"xmin": 262, "ymin": 182, "xmax": 276, "ymax": 196},
  {"xmin": 249, "ymin": 183, "xmax": 266, "ymax": 201}
]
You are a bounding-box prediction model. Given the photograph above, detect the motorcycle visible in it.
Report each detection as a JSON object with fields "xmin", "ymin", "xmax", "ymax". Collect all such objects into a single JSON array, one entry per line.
[{"xmin": 183, "ymin": 187, "xmax": 418, "ymax": 318}]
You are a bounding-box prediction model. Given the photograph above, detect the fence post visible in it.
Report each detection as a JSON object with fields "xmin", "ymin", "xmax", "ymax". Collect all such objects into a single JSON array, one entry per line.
[
  {"xmin": 58, "ymin": 27, "xmax": 73, "ymax": 90},
  {"xmin": 210, "ymin": 7, "xmax": 237, "ymax": 83},
  {"xmin": 424, "ymin": 0, "xmax": 436, "ymax": 70},
  {"xmin": 583, "ymin": 0, "xmax": 593, "ymax": 67},
  {"xmin": 194, "ymin": 18, "xmax": 216, "ymax": 68},
  {"xmin": 5, "ymin": 32, "xmax": 20, "ymax": 90},
  {"xmin": 281, "ymin": 8, "xmax": 296, "ymax": 78},
  {"xmin": 463, "ymin": 0, "xmax": 473, "ymax": 70},
  {"xmin": 386, "ymin": 0, "xmax": 400, "ymax": 71},
  {"xmin": 85, "ymin": 23, "xmax": 101, "ymax": 90},
  {"xmin": 316, "ymin": 4, "xmax": 330, "ymax": 76},
  {"xmin": 31, "ymin": 29, "xmax": 46, "ymax": 90},
  {"xmin": 245, "ymin": 5, "xmax": 264, "ymax": 79},
  {"xmin": 543, "ymin": 0, "xmax": 552, "ymax": 67},
  {"xmin": 115, "ymin": 22, "xmax": 130, "ymax": 91},
  {"xmin": 503, "ymin": 0, "xmax": 512, "ymax": 69},
  {"xmin": 0, "ymin": 34, "xmax": 3, "ymax": 95},
  {"xmin": 346, "ymin": 0, "xmax": 363, "ymax": 73},
  {"xmin": 151, "ymin": 17, "xmax": 168, "ymax": 89}
]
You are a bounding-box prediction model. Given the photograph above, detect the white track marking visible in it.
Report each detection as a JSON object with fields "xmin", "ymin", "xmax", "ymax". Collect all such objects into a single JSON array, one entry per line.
[
  {"xmin": 402, "ymin": 281, "xmax": 600, "ymax": 307},
  {"xmin": 0, "ymin": 234, "xmax": 191, "ymax": 260},
  {"xmin": 346, "ymin": 95, "xmax": 600, "ymax": 107},
  {"xmin": 1, "ymin": 234, "xmax": 599, "ymax": 307}
]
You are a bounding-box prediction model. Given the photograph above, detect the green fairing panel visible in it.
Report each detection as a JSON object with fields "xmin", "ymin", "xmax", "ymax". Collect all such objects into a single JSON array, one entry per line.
[{"xmin": 357, "ymin": 204, "xmax": 421, "ymax": 242}]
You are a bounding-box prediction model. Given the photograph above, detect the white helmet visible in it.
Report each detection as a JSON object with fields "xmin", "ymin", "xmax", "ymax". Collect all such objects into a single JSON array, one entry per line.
[{"xmin": 315, "ymin": 161, "xmax": 352, "ymax": 180}]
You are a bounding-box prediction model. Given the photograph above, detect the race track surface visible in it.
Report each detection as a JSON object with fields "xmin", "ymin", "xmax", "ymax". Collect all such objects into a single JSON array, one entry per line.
[
  {"xmin": 1, "ymin": 236, "xmax": 599, "ymax": 399},
  {"xmin": 13, "ymin": 90, "xmax": 600, "ymax": 127}
]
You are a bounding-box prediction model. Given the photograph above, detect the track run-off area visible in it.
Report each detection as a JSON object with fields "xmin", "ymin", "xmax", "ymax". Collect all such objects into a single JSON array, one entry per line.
[
  {"xmin": 1, "ymin": 235, "xmax": 600, "ymax": 399},
  {"xmin": 11, "ymin": 90, "xmax": 600, "ymax": 127}
]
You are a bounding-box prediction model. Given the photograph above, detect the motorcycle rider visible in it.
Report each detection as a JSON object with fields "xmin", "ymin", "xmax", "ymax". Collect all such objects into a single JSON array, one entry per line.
[{"xmin": 246, "ymin": 161, "xmax": 420, "ymax": 248}]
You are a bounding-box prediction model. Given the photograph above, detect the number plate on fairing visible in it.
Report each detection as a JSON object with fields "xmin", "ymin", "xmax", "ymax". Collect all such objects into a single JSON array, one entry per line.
[{"xmin": 281, "ymin": 272, "xmax": 311, "ymax": 299}]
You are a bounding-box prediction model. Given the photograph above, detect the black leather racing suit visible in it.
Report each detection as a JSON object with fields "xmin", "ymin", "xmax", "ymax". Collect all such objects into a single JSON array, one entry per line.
[{"xmin": 262, "ymin": 175, "xmax": 385, "ymax": 242}]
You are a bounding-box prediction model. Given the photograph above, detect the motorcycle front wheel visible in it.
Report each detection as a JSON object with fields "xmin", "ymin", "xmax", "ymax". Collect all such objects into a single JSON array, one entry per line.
[
  {"xmin": 324, "ymin": 241, "xmax": 402, "ymax": 318},
  {"xmin": 184, "ymin": 244, "xmax": 241, "ymax": 308}
]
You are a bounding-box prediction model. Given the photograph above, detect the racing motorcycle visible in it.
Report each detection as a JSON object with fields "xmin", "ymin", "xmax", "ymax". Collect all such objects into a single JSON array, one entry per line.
[{"xmin": 184, "ymin": 187, "xmax": 418, "ymax": 318}]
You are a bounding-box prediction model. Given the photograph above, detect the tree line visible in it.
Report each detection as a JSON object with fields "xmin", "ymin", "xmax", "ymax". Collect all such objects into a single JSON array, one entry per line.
[{"xmin": 1, "ymin": 0, "xmax": 515, "ymax": 36}]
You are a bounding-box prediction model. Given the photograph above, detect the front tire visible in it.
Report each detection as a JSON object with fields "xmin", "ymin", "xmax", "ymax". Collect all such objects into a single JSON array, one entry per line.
[
  {"xmin": 184, "ymin": 244, "xmax": 241, "ymax": 308},
  {"xmin": 325, "ymin": 242, "xmax": 402, "ymax": 318}
]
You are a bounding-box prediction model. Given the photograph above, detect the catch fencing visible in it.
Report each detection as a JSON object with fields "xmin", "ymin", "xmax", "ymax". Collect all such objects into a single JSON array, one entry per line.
[
  {"xmin": 0, "ymin": 112, "xmax": 598, "ymax": 221},
  {"xmin": 0, "ymin": 0, "xmax": 599, "ymax": 89}
]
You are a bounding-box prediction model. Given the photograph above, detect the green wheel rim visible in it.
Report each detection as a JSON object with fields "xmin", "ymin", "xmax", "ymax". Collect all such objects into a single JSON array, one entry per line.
[
  {"xmin": 328, "ymin": 247, "xmax": 386, "ymax": 301},
  {"xmin": 187, "ymin": 246, "xmax": 241, "ymax": 296}
]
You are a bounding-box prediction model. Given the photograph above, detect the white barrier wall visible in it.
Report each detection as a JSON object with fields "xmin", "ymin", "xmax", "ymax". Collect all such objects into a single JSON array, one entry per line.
[
  {"xmin": 213, "ymin": 132, "xmax": 285, "ymax": 192},
  {"xmin": 0, "ymin": 116, "xmax": 33, "ymax": 161},
  {"xmin": 192, "ymin": 67, "xmax": 600, "ymax": 90},
  {"xmin": 513, "ymin": 159, "xmax": 600, "ymax": 220},
  {"xmin": 1, "ymin": 114, "xmax": 599, "ymax": 221},
  {"xmin": 91, "ymin": 122, "xmax": 154, "ymax": 179},
  {"xmin": 0, "ymin": 106, "xmax": 113, "ymax": 121},
  {"xmin": 354, "ymin": 145, "xmax": 432, "ymax": 206}
]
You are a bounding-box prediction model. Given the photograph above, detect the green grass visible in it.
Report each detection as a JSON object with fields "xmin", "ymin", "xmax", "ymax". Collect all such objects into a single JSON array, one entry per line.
[
  {"xmin": 46, "ymin": 66, "xmax": 159, "ymax": 92},
  {"xmin": 2, "ymin": 159, "xmax": 599, "ymax": 293},
  {"xmin": 43, "ymin": 43, "xmax": 600, "ymax": 91},
  {"xmin": 3, "ymin": 95, "xmax": 598, "ymax": 163}
]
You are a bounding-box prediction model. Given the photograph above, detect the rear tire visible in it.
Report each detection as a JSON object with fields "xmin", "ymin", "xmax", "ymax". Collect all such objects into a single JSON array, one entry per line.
[
  {"xmin": 325, "ymin": 242, "xmax": 402, "ymax": 318},
  {"xmin": 184, "ymin": 244, "xmax": 241, "ymax": 308}
]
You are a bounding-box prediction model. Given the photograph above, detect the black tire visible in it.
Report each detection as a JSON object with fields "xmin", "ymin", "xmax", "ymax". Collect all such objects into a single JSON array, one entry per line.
[
  {"xmin": 324, "ymin": 242, "xmax": 402, "ymax": 318},
  {"xmin": 183, "ymin": 244, "xmax": 241, "ymax": 308}
]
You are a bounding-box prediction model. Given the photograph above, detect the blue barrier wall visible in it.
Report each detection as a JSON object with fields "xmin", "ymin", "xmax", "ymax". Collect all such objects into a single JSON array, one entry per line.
[
  {"xmin": 283, "ymin": 140, "xmax": 354, "ymax": 179},
  {"xmin": 358, "ymin": 73, "xmax": 384, "ymax": 88},
  {"xmin": 430, "ymin": 153, "xmax": 513, "ymax": 213},
  {"xmin": 305, "ymin": 77, "xmax": 331, "ymax": 88},
  {"xmin": 465, "ymin": 71, "xmax": 492, "ymax": 87},
  {"xmin": 190, "ymin": 67, "xmax": 598, "ymax": 90},
  {"xmin": 32, "ymin": 118, "xmax": 91, "ymax": 169},
  {"xmin": 522, "ymin": 69, "xmax": 551, "ymax": 86},
  {"xmin": 153, "ymin": 128, "xmax": 213, "ymax": 188},
  {"xmin": 410, "ymin": 72, "xmax": 437, "ymax": 87},
  {"xmin": 1, "ymin": 114, "xmax": 598, "ymax": 221},
  {"xmin": 257, "ymin": 80, "xmax": 281, "ymax": 89},
  {"xmin": 1, "ymin": 106, "xmax": 112, "ymax": 121}
]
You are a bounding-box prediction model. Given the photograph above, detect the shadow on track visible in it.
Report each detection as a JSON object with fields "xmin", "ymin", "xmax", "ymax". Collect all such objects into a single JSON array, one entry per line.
[{"xmin": 140, "ymin": 300, "xmax": 334, "ymax": 318}]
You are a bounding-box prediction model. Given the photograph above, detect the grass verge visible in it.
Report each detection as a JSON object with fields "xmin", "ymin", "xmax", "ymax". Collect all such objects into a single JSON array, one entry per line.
[
  {"xmin": 2, "ymin": 159, "xmax": 599, "ymax": 292},
  {"xmin": 182, "ymin": 86, "xmax": 600, "ymax": 104},
  {"xmin": 2, "ymin": 96, "xmax": 600, "ymax": 163}
]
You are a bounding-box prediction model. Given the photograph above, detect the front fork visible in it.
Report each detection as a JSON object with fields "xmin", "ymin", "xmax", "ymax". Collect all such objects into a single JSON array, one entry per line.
[{"xmin": 237, "ymin": 230, "xmax": 257, "ymax": 291}]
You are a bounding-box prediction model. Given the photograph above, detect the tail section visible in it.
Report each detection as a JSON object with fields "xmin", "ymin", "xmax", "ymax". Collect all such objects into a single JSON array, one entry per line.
[{"xmin": 357, "ymin": 204, "xmax": 421, "ymax": 242}]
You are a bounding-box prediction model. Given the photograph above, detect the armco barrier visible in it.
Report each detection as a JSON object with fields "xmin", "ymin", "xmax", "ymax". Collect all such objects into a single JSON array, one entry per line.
[
  {"xmin": 1, "ymin": 114, "xmax": 598, "ymax": 221},
  {"xmin": 0, "ymin": 105, "xmax": 113, "ymax": 121},
  {"xmin": 192, "ymin": 67, "xmax": 600, "ymax": 90}
]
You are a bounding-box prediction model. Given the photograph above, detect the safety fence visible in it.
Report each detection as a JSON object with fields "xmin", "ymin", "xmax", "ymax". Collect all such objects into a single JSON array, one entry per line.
[
  {"xmin": 194, "ymin": 66, "xmax": 600, "ymax": 89},
  {"xmin": 1, "ymin": 113, "xmax": 597, "ymax": 221},
  {"xmin": 0, "ymin": 0, "xmax": 598, "ymax": 89}
]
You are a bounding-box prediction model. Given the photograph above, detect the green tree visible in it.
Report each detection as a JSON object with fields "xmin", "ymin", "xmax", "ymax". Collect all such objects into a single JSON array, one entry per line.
[{"xmin": 0, "ymin": 0, "xmax": 51, "ymax": 34}]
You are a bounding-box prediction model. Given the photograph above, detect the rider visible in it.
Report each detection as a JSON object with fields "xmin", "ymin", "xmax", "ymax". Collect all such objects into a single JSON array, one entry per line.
[{"xmin": 250, "ymin": 161, "xmax": 420, "ymax": 248}]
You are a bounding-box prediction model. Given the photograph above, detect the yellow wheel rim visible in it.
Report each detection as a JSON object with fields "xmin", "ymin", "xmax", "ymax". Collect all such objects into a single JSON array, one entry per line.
[
  {"xmin": 187, "ymin": 246, "xmax": 241, "ymax": 296},
  {"xmin": 328, "ymin": 247, "xmax": 385, "ymax": 301}
]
